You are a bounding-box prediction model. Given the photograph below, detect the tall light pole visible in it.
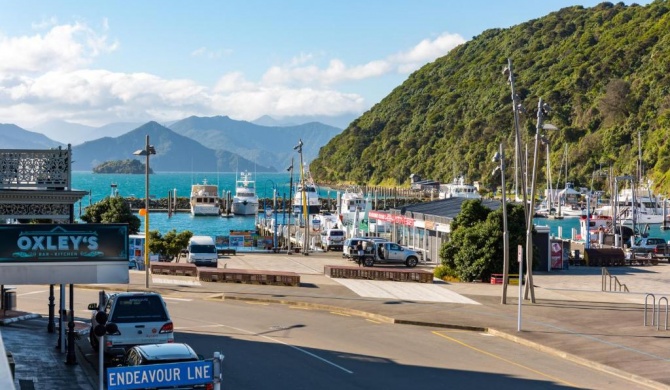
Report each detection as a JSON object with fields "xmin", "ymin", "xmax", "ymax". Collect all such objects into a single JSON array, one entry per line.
[
  {"xmin": 525, "ymin": 98, "xmax": 557, "ymax": 303},
  {"xmin": 503, "ymin": 59, "xmax": 528, "ymax": 216},
  {"xmin": 493, "ymin": 143, "xmax": 509, "ymax": 304},
  {"xmin": 287, "ymin": 159, "xmax": 294, "ymax": 254},
  {"xmin": 294, "ymin": 139, "xmax": 309, "ymax": 255},
  {"xmin": 133, "ymin": 135, "xmax": 156, "ymax": 288}
]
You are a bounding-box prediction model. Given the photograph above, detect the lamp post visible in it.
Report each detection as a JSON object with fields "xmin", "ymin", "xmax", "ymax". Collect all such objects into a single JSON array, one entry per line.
[
  {"xmin": 525, "ymin": 98, "xmax": 557, "ymax": 303},
  {"xmin": 493, "ymin": 143, "xmax": 509, "ymax": 304},
  {"xmin": 133, "ymin": 135, "xmax": 156, "ymax": 289},
  {"xmin": 503, "ymin": 59, "xmax": 528, "ymax": 216},
  {"xmin": 294, "ymin": 139, "xmax": 309, "ymax": 255},
  {"xmin": 287, "ymin": 159, "xmax": 294, "ymax": 254}
]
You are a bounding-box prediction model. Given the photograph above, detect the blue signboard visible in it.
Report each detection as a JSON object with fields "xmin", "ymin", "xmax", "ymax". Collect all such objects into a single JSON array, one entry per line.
[
  {"xmin": 107, "ymin": 360, "xmax": 213, "ymax": 390},
  {"xmin": 0, "ymin": 223, "xmax": 128, "ymax": 263}
]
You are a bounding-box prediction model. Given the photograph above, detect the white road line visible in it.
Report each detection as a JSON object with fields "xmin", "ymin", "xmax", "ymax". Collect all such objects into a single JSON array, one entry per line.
[
  {"xmin": 17, "ymin": 290, "xmax": 48, "ymax": 296},
  {"xmin": 224, "ymin": 323, "xmax": 353, "ymax": 374},
  {"xmin": 162, "ymin": 297, "xmax": 193, "ymax": 302}
]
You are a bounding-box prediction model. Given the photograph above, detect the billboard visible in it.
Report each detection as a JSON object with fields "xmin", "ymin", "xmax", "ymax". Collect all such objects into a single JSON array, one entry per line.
[
  {"xmin": 0, "ymin": 223, "xmax": 129, "ymax": 285},
  {"xmin": 0, "ymin": 224, "xmax": 128, "ymax": 263}
]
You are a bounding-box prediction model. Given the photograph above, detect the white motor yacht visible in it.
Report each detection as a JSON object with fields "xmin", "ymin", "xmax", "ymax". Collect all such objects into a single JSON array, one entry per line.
[{"xmin": 231, "ymin": 171, "xmax": 259, "ymax": 216}]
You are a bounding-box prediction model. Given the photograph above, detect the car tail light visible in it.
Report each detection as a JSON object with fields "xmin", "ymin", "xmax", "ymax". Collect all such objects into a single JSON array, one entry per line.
[
  {"xmin": 205, "ymin": 384, "xmax": 213, "ymax": 390},
  {"xmin": 160, "ymin": 322, "xmax": 173, "ymax": 333}
]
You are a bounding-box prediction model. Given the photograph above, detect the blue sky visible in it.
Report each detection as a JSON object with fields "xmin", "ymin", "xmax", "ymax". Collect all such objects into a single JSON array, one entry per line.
[{"xmin": 0, "ymin": 1, "xmax": 647, "ymax": 129}]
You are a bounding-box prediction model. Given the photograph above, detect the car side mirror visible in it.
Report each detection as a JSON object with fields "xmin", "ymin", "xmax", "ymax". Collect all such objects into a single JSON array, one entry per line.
[{"xmin": 88, "ymin": 303, "xmax": 98, "ymax": 310}]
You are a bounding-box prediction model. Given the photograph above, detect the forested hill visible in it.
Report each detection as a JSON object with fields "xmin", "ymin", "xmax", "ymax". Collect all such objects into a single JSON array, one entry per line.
[{"xmin": 311, "ymin": 1, "xmax": 670, "ymax": 194}]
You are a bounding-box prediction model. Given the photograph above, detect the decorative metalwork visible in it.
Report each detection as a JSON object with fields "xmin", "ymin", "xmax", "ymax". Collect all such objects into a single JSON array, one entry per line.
[
  {"xmin": 0, "ymin": 148, "xmax": 70, "ymax": 189},
  {"xmin": 0, "ymin": 203, "xmax": 71, "ymax": 219}
]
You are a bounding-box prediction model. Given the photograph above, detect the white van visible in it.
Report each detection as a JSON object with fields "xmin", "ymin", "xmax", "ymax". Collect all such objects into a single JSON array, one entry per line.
[
  {"xmin": 186, "ymin": 236, "xmax": 218, "ymax": 267},
  {"xmin": 320, "ymin": 229, "xmax": 346, "ymax": 251}
]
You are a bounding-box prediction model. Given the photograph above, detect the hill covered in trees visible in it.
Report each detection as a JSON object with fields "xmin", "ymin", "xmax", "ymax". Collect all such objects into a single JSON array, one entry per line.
[
  {"xmin": 311, "ymin": 1, "xmax": 670, "ymax": 195},
  {"xmin": 93, "ymin": 159, "xmax": 153, "ymax": 174}
]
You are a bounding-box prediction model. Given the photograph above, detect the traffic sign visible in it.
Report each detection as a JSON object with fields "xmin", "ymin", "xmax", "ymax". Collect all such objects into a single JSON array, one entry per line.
[{"xmin": 107, "ymin": 360, "xmax": 213, "ymax": 390}]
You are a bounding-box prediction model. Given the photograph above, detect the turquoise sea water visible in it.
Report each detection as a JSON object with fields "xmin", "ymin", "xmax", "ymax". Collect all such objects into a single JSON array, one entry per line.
[
  {"xmin": 72, "ymin": 171, "xmax": 310, "ymax": 237},
  {"xmin": 71, "ymin": 172, "xmax": 670, "ymax": 240}
]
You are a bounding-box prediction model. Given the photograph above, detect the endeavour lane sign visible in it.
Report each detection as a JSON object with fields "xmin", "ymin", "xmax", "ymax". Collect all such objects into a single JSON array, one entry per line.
[{"xmin": 107, "ymin": 360, "xmax": 213, "ymax": 390}]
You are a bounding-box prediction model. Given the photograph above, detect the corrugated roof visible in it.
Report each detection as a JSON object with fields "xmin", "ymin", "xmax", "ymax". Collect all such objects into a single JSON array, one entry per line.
[{"xmin": 391, "ymin": 198, "xmax": 502, "ymax": 219}]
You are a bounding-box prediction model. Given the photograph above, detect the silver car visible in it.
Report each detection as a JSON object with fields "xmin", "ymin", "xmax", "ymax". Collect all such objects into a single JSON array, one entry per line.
[{"xmin": 89, "ymin": 292, "xmax": 175, "ymax": 358}]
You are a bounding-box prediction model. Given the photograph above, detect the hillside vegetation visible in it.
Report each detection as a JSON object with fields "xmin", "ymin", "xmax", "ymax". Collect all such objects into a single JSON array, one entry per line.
[{"xmin": 311, "ymin": 1, "xmax": 670, "ymax": 195}]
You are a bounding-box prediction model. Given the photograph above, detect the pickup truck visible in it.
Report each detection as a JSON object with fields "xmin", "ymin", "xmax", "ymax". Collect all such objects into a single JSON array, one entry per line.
[
  {"xmin": 629, "ymin": 237, "xmax": 668, "ymax": 257},
  {"xmin": 356, "ymin": 240, "xmax": 421, "ymax": 268}
]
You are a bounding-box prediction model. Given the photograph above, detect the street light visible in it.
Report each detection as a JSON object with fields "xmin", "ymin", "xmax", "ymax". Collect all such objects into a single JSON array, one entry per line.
[
  {"xmin": 492, "ymin": 143, "xmax": 509, "ymax": 304},
  {"xmin": 294, "ymin": 139, "xmax": 309, "ymax": 255},
  {"xmin": 133, "ymin": 135, "xmax": 156, "ymax": 288},
  {"xmin": 287, "ymin": 159, "xmax": 294, "ymax": 254},
  {"xmin": 525, "ymin": 98, "xmax": 557, "ymax": 303}
]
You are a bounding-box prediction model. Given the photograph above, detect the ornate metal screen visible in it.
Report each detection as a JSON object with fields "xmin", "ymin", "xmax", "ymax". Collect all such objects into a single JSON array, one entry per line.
[{"xmin": 0, "ymin": 148, "xmax": 70, "ymax": 189}]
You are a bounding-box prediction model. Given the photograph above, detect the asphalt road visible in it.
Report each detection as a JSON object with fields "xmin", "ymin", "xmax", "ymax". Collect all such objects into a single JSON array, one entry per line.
[{"xmin": 13, "ymin": 285, "xmax": 650, "ymax": 389}]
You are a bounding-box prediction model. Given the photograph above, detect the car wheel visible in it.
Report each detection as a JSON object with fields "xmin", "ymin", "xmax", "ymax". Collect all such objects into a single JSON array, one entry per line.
[
  {"xmin": 405, "ymin": 257, "xmax": 418, "ymax": 268},
  {"xmin": 363, "ymin": 257, "xmax": 374, "ymax": 267}
]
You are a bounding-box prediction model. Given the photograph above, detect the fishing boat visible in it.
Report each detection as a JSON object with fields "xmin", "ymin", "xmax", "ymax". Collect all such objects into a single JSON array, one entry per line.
[
  {"xmin": 231, "ymin": 171, "xmax": 259, "ymax": 216},
  {"xmin": 190, "ymin": 180, "xmax": 220, "ymax": 216},
  {"xmin": 293, "ymin": 164, "xmax": 320, "ymax": 215},
  {"xmin": 438, "ymin": 176, "xmax": 481, "ymax": 199}
]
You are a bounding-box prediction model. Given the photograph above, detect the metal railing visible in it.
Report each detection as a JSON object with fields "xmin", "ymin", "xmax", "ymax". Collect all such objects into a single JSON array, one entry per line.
[
  {"xmin": 601, "ymin": 267, "xmax": 629, "ymax": 292},
  {"xmin": 644, "ymin": 294, "xmax": 669, "ymax": 330}
]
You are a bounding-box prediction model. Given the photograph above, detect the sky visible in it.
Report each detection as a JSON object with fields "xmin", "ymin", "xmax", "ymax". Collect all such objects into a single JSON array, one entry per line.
[{"xmin": 0, "ymin": 0, "xmax": 648, "ymax": 129}]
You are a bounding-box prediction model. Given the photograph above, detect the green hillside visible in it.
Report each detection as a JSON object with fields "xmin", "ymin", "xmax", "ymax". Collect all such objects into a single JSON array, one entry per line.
[{"xmin": 311, "ymin": 1, "xmax": 670, "ymax": 195}]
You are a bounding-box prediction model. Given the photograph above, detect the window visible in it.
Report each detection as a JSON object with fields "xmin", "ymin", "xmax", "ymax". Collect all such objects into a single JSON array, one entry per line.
[{"xmin": 111, "ymin": 296, "xmax": 168, "ymax": 323}]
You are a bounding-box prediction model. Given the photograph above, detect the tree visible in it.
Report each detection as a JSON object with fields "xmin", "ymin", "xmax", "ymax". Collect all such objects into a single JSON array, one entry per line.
[
  {"xmin": 439, "ymin": 201, "xmax": 526, "ymax": 282},
  {"xmin": 80, "ymin": 196, "xmax": 141, "ymax": 234},
  {"xmin": 148, "ymin": 229, "xmax": 193, "ymax": 261}
]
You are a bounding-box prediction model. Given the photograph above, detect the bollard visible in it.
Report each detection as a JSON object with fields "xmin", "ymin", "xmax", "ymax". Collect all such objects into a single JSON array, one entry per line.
[{"xmin": 213, "ymin": 351, "xmax": 225, "ymax": 390}]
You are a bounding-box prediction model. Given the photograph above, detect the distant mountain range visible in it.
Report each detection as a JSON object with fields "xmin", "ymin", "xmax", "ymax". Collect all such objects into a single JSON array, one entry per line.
[
  {"xmin": 31, "ymin": 120, "xmax": 144, "ymax": 145},
  {"xmin": 1, "ymin": 115, "xmax": 344, "ymax": 172}
]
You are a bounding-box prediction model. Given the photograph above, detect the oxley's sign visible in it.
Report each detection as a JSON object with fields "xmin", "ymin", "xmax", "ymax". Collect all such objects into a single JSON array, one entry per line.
[{"xmin": 0, "ymin": 224, "xmax": 128, "ymax": 263}]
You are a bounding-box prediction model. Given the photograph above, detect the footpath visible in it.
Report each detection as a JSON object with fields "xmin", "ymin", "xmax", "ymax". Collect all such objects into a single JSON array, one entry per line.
[{"xmin": 2, "ymin": 251, "xmax": 670, "ymax": 389}]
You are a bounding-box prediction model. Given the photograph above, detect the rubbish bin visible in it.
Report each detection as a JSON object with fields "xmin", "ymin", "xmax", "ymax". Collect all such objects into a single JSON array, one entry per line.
[{"xmin": 3, "ymin": 290, "xmax": 16, "ymax": 311}]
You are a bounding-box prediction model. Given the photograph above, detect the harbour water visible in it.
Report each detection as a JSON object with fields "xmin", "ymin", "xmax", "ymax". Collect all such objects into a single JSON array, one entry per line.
[
  {"xmin": 72, "ymin": 171, "xmax": 324, "ymax": 237},
  {"xmin": 71, "ymin": 172, "xmax": 670, "ymax": 241}
]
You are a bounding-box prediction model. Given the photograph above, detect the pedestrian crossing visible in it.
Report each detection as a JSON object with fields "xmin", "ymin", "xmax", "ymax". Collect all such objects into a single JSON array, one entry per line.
[{"xmin": 334, "ymin": 279, "xmax": 481, "ymax": 304}]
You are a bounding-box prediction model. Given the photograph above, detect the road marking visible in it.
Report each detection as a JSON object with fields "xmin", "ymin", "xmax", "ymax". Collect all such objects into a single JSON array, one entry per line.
[
  {"xmin": 334, "ymin": 279, "xmax": 480, "ymax": 303},
  {"xmin": 224, "ymin": 323, "xmax": 354, "ymax": 374},
  {"xmin": 432, "ymin": 331, "xmax": 577, "ymax": 387},
  {"xmin": 245, "ymin": 302, "xmax": 270, "ymax": 305},
  {"xmin": 289, "ymin": 306, "xmax": 311, "ymax": 310},
  {"xmin": 330, "ymin": 312, "xmax": 350, "ymax": 317},
  {"xmin": 365, "ymin": 319, "xmax": 381, "ymax": 324},
  {"xmin": 17, "ymin": 290, "xmax": 47, "ymax": 296},
  {"xmin": 162, "ymin": 297, "xmax": 193, "ymax": 302}
]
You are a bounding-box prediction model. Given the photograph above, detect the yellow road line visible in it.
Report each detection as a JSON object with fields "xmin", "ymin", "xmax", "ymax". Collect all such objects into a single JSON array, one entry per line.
[
  {"xmin": 432, "ymin": 331, "xmax": 577, "ymax": 387},
  {"xmin": 330, "ymin": 312, "xmax": 351, "ymax": 317},
  {"xmin": 366, "ymin": 319, "xmax": 381, "ymax": 324},
  {"xmin": 289, "ymin": 306, "xmax": 311, "ymax": 310},
  {"xmin": 244, "ymin": 301, "xmax": 269, "ymax": 305}
]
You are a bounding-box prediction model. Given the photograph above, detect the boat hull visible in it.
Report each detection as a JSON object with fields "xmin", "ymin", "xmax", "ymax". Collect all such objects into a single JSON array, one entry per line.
[
  {"xmin": 231, "ymin": 201, "xmax": 259, "ymax": 216},
  {"xmin": 190, "ymin": 205, "xmax": 220, "ymax": 216}
]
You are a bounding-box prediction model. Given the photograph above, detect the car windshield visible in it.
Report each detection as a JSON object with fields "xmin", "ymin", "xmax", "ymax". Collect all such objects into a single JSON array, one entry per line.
[
  {"xmin": 111, "ymin": 296, "xmax": 169, "ymax": 323},
  {"xmin": 191, "ymin": 245, "xmax": 216, "ymax": 253}
]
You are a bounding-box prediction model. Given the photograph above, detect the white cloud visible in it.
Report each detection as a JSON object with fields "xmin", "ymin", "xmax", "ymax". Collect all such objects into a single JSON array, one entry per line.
[
  {"xmin": 0, "ymin": 22, "xmax": 117, "ymax": 74},
  {"xmin": 0, "ymin": 21, "xmax": 464, "ymax": 128}
]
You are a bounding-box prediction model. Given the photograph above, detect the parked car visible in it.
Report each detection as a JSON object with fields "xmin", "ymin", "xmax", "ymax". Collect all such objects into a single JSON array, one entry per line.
[
  {"xmin": 356, "ymin": 240, "xmax": 421, "ymax": 268},
  {"xmin": 343, "ymin": 237, "xmax": 388, "ymax": 259},
  {"xmin": 88, "ymin": 292, "xmax": 174, "ymax": 359},
  {"xmin": 629, "ymin": 237, "xmax": 668, "ymax": 256},
  {"xmin": 320, "ymin": 228, "xmax": 346, "ymax": 251},
  {"xmin": 120, "ymin": 343, "xmax": 212, "ymax": 389}
]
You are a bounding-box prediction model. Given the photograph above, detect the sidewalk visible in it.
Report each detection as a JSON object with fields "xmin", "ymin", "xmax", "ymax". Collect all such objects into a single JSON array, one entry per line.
[{"xmin": 3, "ymin": 252, "xmax": 670, "ymax": 389}]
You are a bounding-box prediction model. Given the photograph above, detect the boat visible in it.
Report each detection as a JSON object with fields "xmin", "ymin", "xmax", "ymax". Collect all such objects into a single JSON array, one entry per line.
[
  {"xmin": 594, "ymin": 183, "xmax": 668, "ymax": 225},
  {"xmin": 190, "ymin": 180, "xmax": 220, "ymax": 216},
  {"xmin": 293, "ymin": 164, "xmax": 320, "ymax": 216},
  {"xmin": 231, "ymin": 171, "xmax": 259, "ymax": 216},
  {"xmin": 554, "ymin": 182, "xmax": 585, "ymax": 218},
  {"xmin": 438, "ymin": 176, "xmax": 481, "ymax": 200}
]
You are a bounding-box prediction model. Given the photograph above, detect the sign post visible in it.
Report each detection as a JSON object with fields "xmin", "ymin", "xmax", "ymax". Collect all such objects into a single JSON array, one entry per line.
[{"xmin": 518, "ymin": 244, "xmax": 523, "ymax": 332}]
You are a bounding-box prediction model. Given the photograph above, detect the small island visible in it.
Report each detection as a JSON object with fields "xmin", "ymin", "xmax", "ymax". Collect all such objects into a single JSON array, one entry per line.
[{"xmin": 93, "ymin": 159, "xmax": 154, "ymax": 174}]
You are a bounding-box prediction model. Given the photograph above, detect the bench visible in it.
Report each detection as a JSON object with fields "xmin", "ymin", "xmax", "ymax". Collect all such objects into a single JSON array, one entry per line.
[
  {"xmin": 217, "ymin": 248, "xmax": 237, "ymax": 256},
  {"xmin": 198, "ymin": 268, "xmax": 300, "ymax": 286},
  {"xmin": 324, "ymin": 265, "xmax": 433, "ymax": 283},
  {"xmin": 151, "ymin": 263, "xmax": 198, "ymax": 276}
]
